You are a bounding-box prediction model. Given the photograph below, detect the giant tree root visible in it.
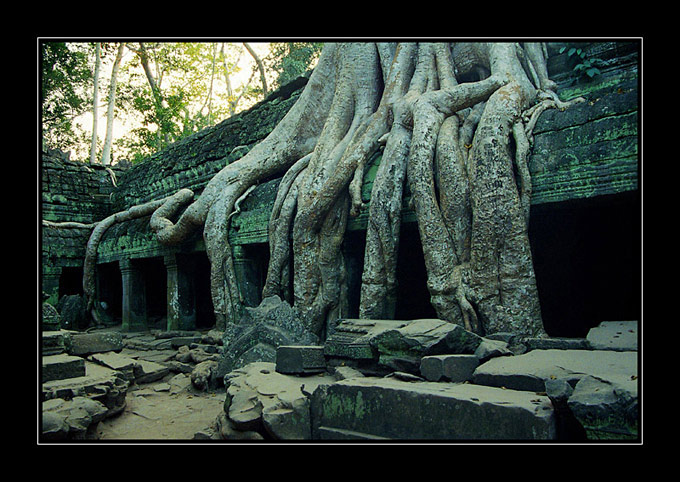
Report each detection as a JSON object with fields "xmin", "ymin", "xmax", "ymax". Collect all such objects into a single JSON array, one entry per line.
[{"xmin": 67, "ymin": 41, "xmax": 584, "ymax": 338}]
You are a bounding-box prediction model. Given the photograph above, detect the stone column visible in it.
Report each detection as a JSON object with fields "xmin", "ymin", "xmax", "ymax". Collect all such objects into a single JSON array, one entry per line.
[
  {"xmin": 164, "ymin": 254, "xmax": 196, "ymax": 331},
  {"xmin": 42, "ymin": 267, "xmax": 62, "ymax": 306},
  {"xmin": 232, "ymin": 245, "xmax": 261, "ymax": 308},
  {"xmin": 120, "ymin": 259, "xmax": 147, "ymax": 332}
]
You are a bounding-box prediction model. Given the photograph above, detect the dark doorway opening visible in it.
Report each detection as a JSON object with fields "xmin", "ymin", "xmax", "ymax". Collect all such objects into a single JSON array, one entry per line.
[
  {"xmin": 394, "ymin": 225, "xmax": 438, "ymax": 321},
  {"xmin": 59, "ymin": 266, "xmax": 84, "ymax": 298},
  {"xmin": 343, "ymin": 230, "xmax": 366, "ymax": 319},
  {"xmin": 529, "ymin": 191, "xmax": 641, "ymax": 338},
  {"xmin": 341, "ymin": 226, "xmax": 439, "ymax": 321},
  {"xmin": 137, "ymin": 257, "xmax": 167, "ymax": 330},
  {"xmin": 190, "ymin": 252, "xmax": 216, "ymax": 329},
  {"xmin": 97, "ymin": 261, "xmax": 122, "ymax": 322}
]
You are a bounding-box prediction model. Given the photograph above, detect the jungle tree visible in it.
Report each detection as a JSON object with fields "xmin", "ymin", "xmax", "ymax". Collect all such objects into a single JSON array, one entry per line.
[{"xmin": 83, "ymin": 42, "xmax": 584, "ymax": 338}]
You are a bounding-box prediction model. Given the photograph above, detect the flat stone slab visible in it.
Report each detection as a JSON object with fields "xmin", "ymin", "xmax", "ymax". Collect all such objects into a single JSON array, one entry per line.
[
  {"xmin": 586, "ymin": 321, "xmax": 638, "ymax": 351},
  {"xmin": 473, "ymin": 349, "xmax": 638, "ymax": 394},
  {"xmin": 524, "ymin": 337, "xmax": 590, "ymax": 351},
  {"xmin": 42, "ymin": 354, "xmax": 86, "ymax": 382},
  {"xmin": 89, "ymin": 352, "xmax": 139, "ymax": 381},
  {"xmin": 170, "ymin": 336, "xmax": 203, "ymax": 348},
  {"xmin": 134, "ymin": 359, "xmax": 171, "ymax": 384},
  {"xmin": 311, "ymin": 377, "xmax": 556, "ymax": 440}
]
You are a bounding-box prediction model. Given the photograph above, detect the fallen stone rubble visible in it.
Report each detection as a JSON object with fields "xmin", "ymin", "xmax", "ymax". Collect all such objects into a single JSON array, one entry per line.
[
  {"xmin": 199, "ymin": 319, "xmax": 639, "ymax": 442},
  {"xmin": 41, "ymin": 319, "xmax": 639, "ymax": 442},
  {"xmin": 41, "ymin": 328, "xmax": 225, "ymax": 440}
]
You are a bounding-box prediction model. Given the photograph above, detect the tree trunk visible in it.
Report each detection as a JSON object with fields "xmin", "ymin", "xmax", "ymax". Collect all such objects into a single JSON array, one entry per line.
[
  {"xmin": 82, "ymin": 41, "xmax": 583, "ymax": 338},
  {"xmin": 89, "ymin": 43, "xmax": 101, "ymax": 165},
  {"xmin": 137, "ymin": 42, "xmax": 169, "ymax": 147},
  {"xmin": 243, "ymin": 42, "xmax": 268, "ymax": 97},
  {"xmin": 101, "ymin": 43, "xmax": 125, "ymax": 166}
]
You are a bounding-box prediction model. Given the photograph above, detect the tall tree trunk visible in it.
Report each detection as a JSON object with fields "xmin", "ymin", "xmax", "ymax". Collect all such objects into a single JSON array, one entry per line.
[
  {"xmin": 89, "ymin": 43, "xmax": 101, "ymax": 165},
  {"xmin": 243, "ymin": 42, "xmax": 268, "ymax": 97},
  {"xmin": 101, "ymin": 43, "xmax": 125, "ymax": 166},
  {"xmin": 81, "ymin": 42, "xmax": 583, "ymax": 338},
  {"xmin": 198, "ymin": 43, "xmax": 217, "ymax": 125},
  {"xmin": 137, "ymin": 42, "xmax": 169, "ymax": 147}
]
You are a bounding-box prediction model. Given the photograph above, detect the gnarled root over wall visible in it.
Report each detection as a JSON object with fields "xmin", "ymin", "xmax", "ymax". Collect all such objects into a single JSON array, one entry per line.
[{"xmin": 72, "ymin": 42, "xmax": 583, "ymax": 338}]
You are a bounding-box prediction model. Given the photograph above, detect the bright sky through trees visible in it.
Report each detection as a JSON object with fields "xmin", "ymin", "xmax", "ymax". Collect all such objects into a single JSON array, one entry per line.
[{"xmin": 44, "ymin": 41, "xmax": 277, "ymax": 163}]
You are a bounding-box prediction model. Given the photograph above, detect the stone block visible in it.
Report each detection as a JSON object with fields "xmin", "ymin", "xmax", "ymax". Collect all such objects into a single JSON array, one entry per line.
[
  {"xmin": 586, "ymin": 321, "xmax": 638, "ymax": 351},
  {"xmin": 190, "ymin": 343, "xmax": 221, "ymax": 354},
  {"xmin": 567, "ymin": 375, "xmax": 639, "ymax": 440},
  {"xmin": 276, "ymin": 345, "xmax": 326, "ymax": 375},
  {"xmin": 134, "ymin": 359, "xmax": 171, "ymax": 384},
  {"xmin": 473, "ymin": 349, "xmax": 638, "ymax": 394},
  {"xmin": 473, "ymin": 338, "xmax": 513, "ymax": 362},
  {"xmin": 311, "ymin": 377, "xmax": 556, "ymax": 440},
  {"xmin": 420, "ymin": 354, "xmax": 479, "ymax": 382},
  {"xmin": 524, "ymin": 337, "xmax": 590, "ymax": 351},
  {"xmin": 69, "ymin": 332, "xmax": 123, "ymax": 356},
  {"xmin": 88, "ymin": 352, "xmax": 139, "ymax": 381},
  {"xmin": 324, "ymin": 319, "xmax": 397, "ymax": 361},
  {"xmin": 42, "ymin": 354, "xmax": 86, "ymax": 383},
  {"xmin": 42, "ymin": 330, "xmax": 73, "ymax": 356},
  {"xmin": 324, "ymin": 318, "xmax": 483, "ymax": 375},
  {"xmin": 224, "ymin": 362, "xmax": 335, "ymax": 440},
  {"xmin": 170, "ymin": 336, "xmax": 203, "ymax": 349},
  {"xmin": 42, "ymin": 396, "xmax": 109, "ymax": 440}
]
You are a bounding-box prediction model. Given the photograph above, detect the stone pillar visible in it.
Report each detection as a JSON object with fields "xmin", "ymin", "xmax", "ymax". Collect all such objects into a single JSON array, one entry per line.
[
  {"xmin": 232, "ymin": 245, "xmax": 260, "ymax": 308},
  {"xmin": 164, "ymin": 254, "xmax": 196, "ymax": 331},
  {"xmin": 120, "ymin": 259, "xmax": 147, "ymax": 332}
]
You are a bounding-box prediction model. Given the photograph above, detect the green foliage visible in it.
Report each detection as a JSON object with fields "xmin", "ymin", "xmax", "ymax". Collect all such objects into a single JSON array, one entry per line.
[
  {"xmin": 41, "ymin": 42, "xmax": 93, "ymax": 149},
  {"xmin": 41, "ymin": 42, "xmax": 316, "ymax": 164},
  {"xmin": 559, "ymin": 45, "xmax": 604, "ymax": 79},
  {"xmin": 117, "ymin": 42, "xmax": 234, "ymax": 159},
  {"xmin": 266, "ymin": 43, "xmax": 324, "ymax": 89}
]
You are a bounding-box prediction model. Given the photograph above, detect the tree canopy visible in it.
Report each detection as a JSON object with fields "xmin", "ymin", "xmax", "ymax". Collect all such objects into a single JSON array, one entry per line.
[{"xmin": 40, "ymin": 41, "xmax": 322, "ymax": 163}]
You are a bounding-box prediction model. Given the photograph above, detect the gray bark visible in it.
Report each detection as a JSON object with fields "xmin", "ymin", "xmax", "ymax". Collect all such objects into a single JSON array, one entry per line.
[
  {"xmin": 101, "ymin": 43, "xmax": 125, "ymax": 166},
  {"xmin": 78, "ymin": 41, "xmax": 584, "ymax": 338},
  {"xmin": 89, "ymin": 43, "xmax": 101, "ymax": 165}
]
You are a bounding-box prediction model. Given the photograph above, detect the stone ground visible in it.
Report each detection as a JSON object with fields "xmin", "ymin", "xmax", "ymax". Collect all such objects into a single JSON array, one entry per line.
[
  {"xmin": 42, "ymin": 326, "xmax": 229, "ymax": 442},
  {"xmin": 96, "ymin": 377, "xmax": 226, "ymax": 440},
  {"xmin": 43, "ymin": 320, "xmax": 639, "ymax": 441}
]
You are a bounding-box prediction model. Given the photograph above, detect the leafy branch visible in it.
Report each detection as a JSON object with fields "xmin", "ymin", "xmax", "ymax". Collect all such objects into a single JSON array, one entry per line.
[{"xmin": 559, "ymin": 46, "xmax": 604, "ymax": 79}]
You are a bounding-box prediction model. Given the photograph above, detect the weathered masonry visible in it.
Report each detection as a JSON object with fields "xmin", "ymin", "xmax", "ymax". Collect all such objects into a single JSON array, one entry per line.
[{"xmin": 41, "ymin": 42, "xmax": 640, "ymax": 338}]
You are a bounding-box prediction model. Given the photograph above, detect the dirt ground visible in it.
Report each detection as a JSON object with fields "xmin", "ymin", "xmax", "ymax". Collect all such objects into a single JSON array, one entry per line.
[{"xmin": 97, "ymin": 378, "xmax": 226, "ymax": 441}]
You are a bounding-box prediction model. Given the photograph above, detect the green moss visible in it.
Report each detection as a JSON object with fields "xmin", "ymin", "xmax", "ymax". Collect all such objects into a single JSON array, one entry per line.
[
  {"xmin": 583, "ymin": 416, "xmax": 639, "ymax": 440},
  {"xmin": 322, "ymin": 389, "xmax": 369, "ymax": 420},
  {"xmin": 558, "ymin": 71, "xmax": 638, "ymax": 101}
]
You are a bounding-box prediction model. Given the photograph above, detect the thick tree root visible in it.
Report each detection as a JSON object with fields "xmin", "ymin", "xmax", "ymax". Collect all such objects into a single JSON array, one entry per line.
[
  {"xmin": 83, "ymin": 188, "xmax": 194, "ymax": 324},
  {"xmin": 62, "ymin": 41, "xmax": 585, "ymax": 338}
]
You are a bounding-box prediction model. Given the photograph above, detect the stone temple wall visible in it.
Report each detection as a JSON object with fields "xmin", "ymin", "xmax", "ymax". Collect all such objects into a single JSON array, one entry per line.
[{"xmin": 41, "ymin": 153, "xmax": 126, "ymax": 299}]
